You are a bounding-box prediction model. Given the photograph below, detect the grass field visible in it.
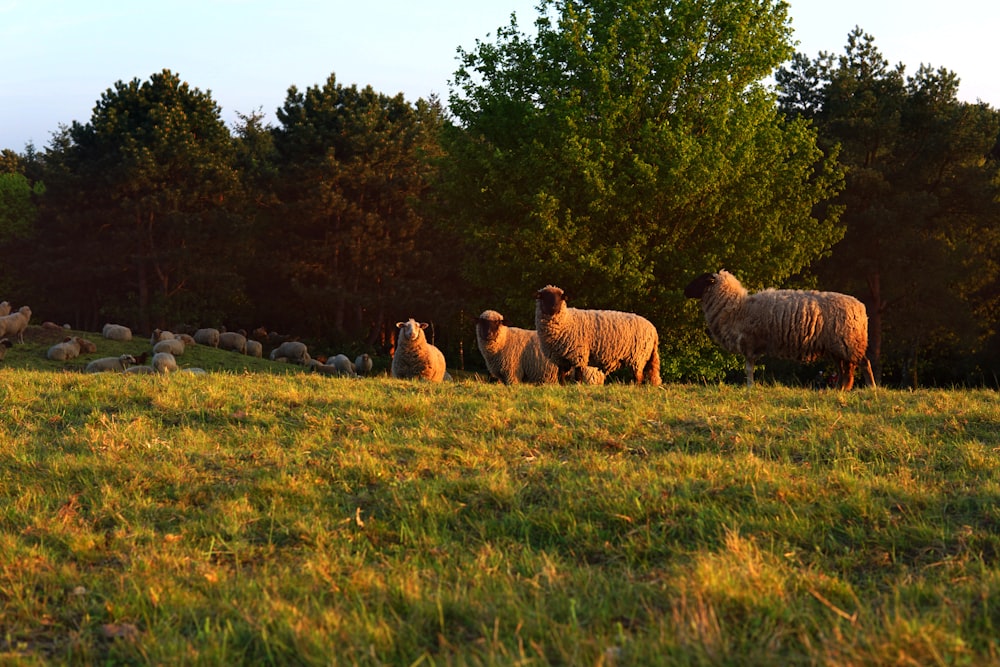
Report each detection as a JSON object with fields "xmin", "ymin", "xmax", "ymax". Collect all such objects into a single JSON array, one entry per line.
[{"xmin": 1, "ymin": 328, "xmax": 999, "ymax": 665}]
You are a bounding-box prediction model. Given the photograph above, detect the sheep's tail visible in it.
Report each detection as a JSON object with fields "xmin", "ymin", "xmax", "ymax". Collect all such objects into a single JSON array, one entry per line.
[{"xmin": 643, "ymin": 345, "xmax": 662, "ymax": 386}]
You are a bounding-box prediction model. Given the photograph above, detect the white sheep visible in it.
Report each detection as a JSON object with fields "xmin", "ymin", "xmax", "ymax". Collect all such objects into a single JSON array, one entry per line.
[
  {"xmin": 151, "ymin": 351, "xmax": 178, "ymax": 374},
  {"xmin": 123, "ymin": 365, "xmax": 156, "ymax": 375},
  {"xmin": 102, "ymin": 323, "xmax": 133, "ymax": 342},
  {"xmin": 85, "ymin": 354, "xmax": 137, "ymax": 373},
  {"xmin": 193, "ymin": 328, "xmax": 220, "ymax": 347},
  {"xmin": 306, "ymin": 359, "xmax": 340, "ymax": 376},
  {"xmin": 0, "ymin": 301, "xmax": 9, "ymax": 316},
  {"xmin": 329, "ymin": 354, "xmax": 357, "ymax": 377},
  {"xmin": 218, "ymin": 331, "xmax": 247, "ymax": 354},
  {"xmin": 150, "ymin": 329, "xmax": 174, "ymax": 344},
  {"xmin": 245, "ymin": 340, "xmax": 263, "ymax": 358},
  {"xmin": 354, "ymin": 353, "xmax": 373, "ymax": 376},
  {"xmin": 391, "ymin": 318, "xmax": 446, "ymax": 382},
  {"xmin": 683, "ymin": 269, "xmax": 876, "ymax": 390},
  {"xmin": 475, "ymin": 310, "xmax": 559, "ymax": 384},
  {"xmin": 153, "ymin": 338, "xmax": 185, "ymax": 356},
  {"xmin": 46, "ymin": 336, "xmax": 92, "ymax": 361},
  {"xmin": 0, "ymin": 306, "xmax": 31, "ymax": 344},
  {"xmin": 269, "ymin": 340, "xmax": 310, "ymax": 365},
  {"xmin": 534, "ymin": 286, "xmax": 661, "ymax": 385}
]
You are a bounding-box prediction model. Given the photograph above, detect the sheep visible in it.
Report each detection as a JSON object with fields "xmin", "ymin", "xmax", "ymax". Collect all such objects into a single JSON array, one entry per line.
[
  {"xmin": 174, "ymin": 333, "xmax": 196, "ymax": 346},
  {"xmin": 150, "ymin": 329, "xmax": 174, "ymax": 344},
  {"xmin": 85, "ymin": 354, "xmax": 137, "ymax": 373},
  {"xmin": 218, "ymin": 331, "xmax": 247, "ymax": 354},
  {"xmin": 306, "ymin": 359, "xmax": 340, "ymax": 376},
  {"xmin": 46, "ymin": 336, "xmax": 85, "ymax": 361},
  {"xmin": 329, "ymin": 354, "xmax": 357, "ymax": 377},
  {"xmin": 193, "ymin": 328, "xmax": 220, "ymax": 347},
  {"xmin": 534, "ymin": 286, "xmax": 662, "ymax": 386},
  {"xmin": 354, "ymin": 353, "xmax": 373, "ymax": 376},
  {"xmin": 0, "ymin": 306, "xmax": 31, "ymax": 344},
  {"xmin": 245, "ymin": 339, "xmax": 263, "ymax": 358},
  {"xmin": 153, "ymin": 338, "xmax": 185, "ymax": 356},
  {"xmin": 123, "ymin": 365, "xmax": 156, "ymax": 375},
  {"xmin": 0, "ymin": 338, "xmax": 11, "ymax": 361},
  {"xmin": 391, "ymin": 318, "xmax": 446, "ymax": 382},
  {"xmin": 0, "ymin": 301, "xmax": 9, "ymax": 316},
  {"xmin": 269, "ymin": 340, "xmax": 310, "ymax": 365},
  {"xmin": 683, "ymin": 269, "xmax": 876, "ymax": 390},
  {"xmin": 102, "ymin": 323, "xmax": 132, "ymax": 342},
  {"xmin": 475, "ymin": 310, "xmax": 559, "ymax": 385},
  {"xmin": 151, "ymin": 351, "xmax": 178, "ymax": 374}
]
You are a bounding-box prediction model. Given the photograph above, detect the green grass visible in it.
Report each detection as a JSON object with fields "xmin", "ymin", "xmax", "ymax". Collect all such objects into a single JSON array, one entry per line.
[{"xmin": 1, "ymin": 332, "xmax": 999, "ymax": 665}]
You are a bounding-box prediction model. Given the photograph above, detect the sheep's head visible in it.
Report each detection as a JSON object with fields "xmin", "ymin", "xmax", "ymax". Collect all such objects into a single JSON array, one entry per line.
[
  {"xmin": 396, "ymin": 319, "xmax": 427, "ymax": 343},
  {"xmin": 0, "ymin": 338, "xmax": 12, "ymax": 349},
  {"xmin": 535, "ymin": 285, "xmax": 566, "ymax": 317},
  {"xmin": 119, "ymin": 354, "xmax": 137, "ymax": 367},
  {"xmin": 476, "ymin": 310, "xmax": 506, "ymax": 342},
  {"xmin": 683, "ymin": 272, "xmax": 720, "ymax": 299}
]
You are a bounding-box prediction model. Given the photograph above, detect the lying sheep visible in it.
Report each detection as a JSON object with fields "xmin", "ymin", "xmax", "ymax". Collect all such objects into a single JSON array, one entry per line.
[
  {"xmin": 85, "ymin": 354, "xmax": 137, "ymax": 373},
  {"xmin": 193, "ymin": 328, "xmax": 220, "ymax": 347},
  {"xmin": 102, "ymin": 323, "xmax": 133, "ymax": 342},
  {"xmin": 535, "ymin": 286, "xmax": 661, "ymax": 385},
  {"xmin": 269, "ymin": 340, "xmax": 310, "ymax": 365},
  {"xmin": 150, "ymin": 329, "xmax": 174, "ymax": 344},
  {"xmin": 151, "ymin": 351, "xmax": 178, "ymax": 374},
  {"xmin": 683, "ymin": 269, "xmax": 876, "ymax": 390},
  {"xmin": 123, "ymin": 365, "xmax": 156, "ymax": 375},
  {"xmin": 475, "ymin": 310, "xmax": 559, "ymax": 384},
  {"xmin": 0, "ymin": 338, "xmax": 11, "ymax": 361},
  {"xmin": 218, "ymin": 331, "xmax": 247, "ymax": 354},
  {"xmin": 153, "ymin": 338, "xmax": 185, "ymax": 356},
  {"xmin": 0, "ymin": 306, "xmax": 31, "ymax": 344},
  {"xmin": 245, "ymin": 340, "xmax": 263, "ymax": 358},
  {"xmin": 46, "ymin": 336, "xmax": 90, "ymax": 361},
  {"xmin": 391, "ymin": 318, "xmax": 446, "ymax": 382},
  {"xmin": 354, "ymin": 353, "xmax": 373, "ymax": 376}
]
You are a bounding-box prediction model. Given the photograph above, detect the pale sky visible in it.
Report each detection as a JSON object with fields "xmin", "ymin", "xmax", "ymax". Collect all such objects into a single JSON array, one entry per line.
[{"xmin": 2, "ymin": 0, "xmax": 997, "ymax": 151}]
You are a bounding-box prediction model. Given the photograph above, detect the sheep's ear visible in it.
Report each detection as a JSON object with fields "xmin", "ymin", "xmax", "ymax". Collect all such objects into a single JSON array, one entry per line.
[
  {"xmin": 395, "ymin": 322, "xmax": 405, "ymax": 328},
  {"xmin": 419, "ymin": 322, "xmax": 429, "ymax": 330}
]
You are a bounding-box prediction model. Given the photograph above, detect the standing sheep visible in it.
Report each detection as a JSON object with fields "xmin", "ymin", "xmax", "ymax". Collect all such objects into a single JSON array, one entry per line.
[
  {"xmin": 245, "ymin": 340, "xmax": 263, "ymax": 358},
  {"xmin": 534, "ymin": 286, "xmax": 661, "ymax": 386},
  {"xmin": 354, "ymin": 353, "xmax": 373, "ymax": 376},
  {"xmin": 683, "ymin": 270, "xmax": 876, "ymax": 390},
  {"xmin": 218, "ymin": 331, "xmax": 248, "ymax": 354},
  {"xmin": 269, "ymin": 340, "xmax": 311, "ymax": 365},
  {"xmin": 475, "ymin": 310, "xmax": 559, "ymax": 385},
  {"xmin": 328, "ymin": 354, "xmax": 357, "ymax": 377},
  {"xmin": 391, "ymin": 319, "xmax": 447, "ymax": 382},
  {"xmin": 193, "ymin": 328, "xmax": 220, "ymax": 347},
  {"xmin": 0, "ymin": 306, "xmax": 31, "ymax": 343},
  {"xmin": 85, "ymin": 354, "xmax": 137, "ymax": 373}
]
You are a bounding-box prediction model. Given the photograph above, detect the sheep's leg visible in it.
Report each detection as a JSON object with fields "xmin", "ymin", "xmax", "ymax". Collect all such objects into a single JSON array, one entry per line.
[
  {"xmin": 861, "ymin": 357, "xmax": 876, "ymax": 388},
  {"xmin": 839, "ymin": 361, "xmax": 856, "ymax": 391}
]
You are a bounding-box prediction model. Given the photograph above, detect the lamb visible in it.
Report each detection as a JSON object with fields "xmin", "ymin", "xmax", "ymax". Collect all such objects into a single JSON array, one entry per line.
[
  {"xmin": 475, "ymin": 310, "xmax": 559, "ymax": 384},
  {"xmin": 193, "ymin": 328, "xmax": 220, "ymax": 347},
  {"xmin": 153, "ymin": 338, "xmax": 185, "ymax": 356},
  {"xmin": 218, "ymin": 331, "xmax": 247, "ymax": 354},
  {"xmin": 245, "ymin": 340, "xmax": 263, "ymax": 358},
  {"xmin": 85, "ymin": 354, "xmax": 137, "ymax": 373},
  {"xmin": 0, "ymin": 338, "xmax": 12, "ymax": 361},
  {"xmin": 354, "ymin": 353, "xmax": 373, "ymax": 376},
  {"xmin": 102, "ymin": 323, "xmax": 133, "ymax": 342},
  {"xmin": 306, "ymin": 359, "xmax": 340, "ymax": 376},
  {"xmin": 151, "ymin": 351, "xmax": 178, "ymax": 374},
  {"xmin": 534, "ymin": 286, "xmax": 661, "ymax": 385},
  {"xmin": 683, "ymin": 269, "xmax": 876, "ymax": 390},
  {"xmin": 0, "ymin": 306, "xmax": 31, "ymax": 343},
  {"xmin": 269, "ymin": 340, "xmax": 310, "ymax": 365},
  {"xmin": 46, "ymin": 336, "xmax": 93, "ymax": 361},
  {"xmin": 391, "ymin": 318, "xmax": 447, "ymax": 382},
  {"xmin": 329, "ymin": 354, "xmax": 357, "ymax": 377}
]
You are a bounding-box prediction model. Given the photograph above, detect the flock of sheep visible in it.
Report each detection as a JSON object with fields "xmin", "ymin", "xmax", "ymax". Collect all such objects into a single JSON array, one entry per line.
[{"xmin": 0, "ymin": 269, "xmax": 877, "ymax": 389}]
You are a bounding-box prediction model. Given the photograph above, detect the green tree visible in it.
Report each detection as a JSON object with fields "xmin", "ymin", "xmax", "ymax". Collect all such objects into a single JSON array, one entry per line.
[
  {"xmin": 36, "ymin": 70, "xmax": 244, "ymax": 331},
  {"xmin": 441, "ymin": 0, "xmax": 844, "ymax": 378},
  {"xmin": 0, "ymin": 149, "xmax": 45, "ymax": 296},
  {"xmin": 777, "ymin": 28, "xmax": 1000, "ymax": 385}
]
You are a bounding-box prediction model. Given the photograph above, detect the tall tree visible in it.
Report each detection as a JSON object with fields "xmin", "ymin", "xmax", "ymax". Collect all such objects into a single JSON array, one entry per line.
[
  {"xmin": 777, "ymin": 28, "xmax": 1000, "ymax": 384},
  {"xmin": 440, "ymin": 0, "xmax": 844, "ymax": 378},
  {"xmin": 36, "ymin": 70, "xmax": 243, "ymax": 331}
]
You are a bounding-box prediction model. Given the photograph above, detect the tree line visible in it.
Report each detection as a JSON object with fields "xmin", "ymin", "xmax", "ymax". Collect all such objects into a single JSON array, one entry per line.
[{"xmin": 2, "ymin": 0, "xmax": 998, "ymax": 386}]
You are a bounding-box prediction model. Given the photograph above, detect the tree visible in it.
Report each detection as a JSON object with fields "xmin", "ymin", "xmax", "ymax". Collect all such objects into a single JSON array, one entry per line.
[
  {"xmin": 777, "ymin": 28, "xmax": 1000, "ymax": 385},
  {"xmin": 0, "ymin": 148, "xmax": 45, "ymax": 296},
  {"xmin": 35, "ymin": 70, "xmax": 244, "ymax": 331},
  {"xmin": 440, "ymin": 0, "xmax": 844, "ymax": 379}
]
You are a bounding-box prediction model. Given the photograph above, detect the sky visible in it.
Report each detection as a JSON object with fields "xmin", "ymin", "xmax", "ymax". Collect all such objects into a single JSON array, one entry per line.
[{"xmin": 2, "ymin": 0, "xmax": 998, "ymax": 151}]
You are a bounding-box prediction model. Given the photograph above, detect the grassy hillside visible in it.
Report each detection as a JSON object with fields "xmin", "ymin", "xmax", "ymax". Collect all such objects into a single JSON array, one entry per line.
[{"xmin": 0, "ymin": 347, "xmax": 998, "ymax": 664}]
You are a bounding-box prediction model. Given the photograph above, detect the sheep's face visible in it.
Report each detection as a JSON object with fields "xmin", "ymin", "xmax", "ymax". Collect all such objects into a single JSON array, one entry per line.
[
  {"xmin": 476, "ymin": 311, "xmax": 505, "ymax": 342},
  {"xmin": 684, "ymin": 273, "xmax": 719, "ymax": 299},
  {"xmin": 396, "ymin": 319, "xmax": 427, "ymax": 343},
  {"xmin": 535, "ymin": 286, "xmax": 566, "ymax": 317}
]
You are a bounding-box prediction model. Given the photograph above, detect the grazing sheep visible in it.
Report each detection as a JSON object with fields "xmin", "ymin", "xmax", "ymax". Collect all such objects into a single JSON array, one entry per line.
[
  {"xmin": 683, "ymin": 269, "xmax": 876, "ymax": 390},
  {"xmin": 85, "ymin": 354, "xmax": 137, "ymax": 373},
  {"xmin": 391, "ymin": 318, "xmax": 446, "ymax": 382},
  {"xmin": 329, "ymin": 354, "xmax": 357, "ymax": 377},
  {"xmin": 102, "ymin": 323, "xmax": 133, "ymax": 342},
  {"xmin": 153, "ymin": 338, "xmax": 185, "ymax": 356},
  {"xmin": 0, "ymin": 338, "xmax": 12, "ymax": 361},
  {"xmin": 218, "ymin": 331, "xmax": 247, "ymax": 354},
  {"xmin": 0, "ymin": 301, "xmax": 9, "ymax": 316},
  {"xmin": 245, "ymin": 340, "xmax": 263, "ymax": 358},
  {"xmin": 151, "ymin": 351, "xmax": 178, "ymax": 374},
  {"xmin": 193, "ymin": 328, "xmax": 220, "ymax": 347},
  {"xmin": 475, "ymin": 310, "xmax": 559, "ymax": 385},
  {"xmin": 46, "ymin": 336, "xmax": 85, "ymax": 361},
  {"xmin": 354, "ymin": 353, "xmax": 373, "ymax": 376},
  {"xmin": 534, "ymin": 286, "xmax": 661, "ymax": 386},
  {"xmin": 0, "ymin": 306, "xmax": 31, "ymax": 343},
  {"xmin": 269, "ymin": 340, "xmax": 310, "ymax": 365},
  {"xmin": 573, "ymin": 366, "xmax": 607, "ymax": 385}
]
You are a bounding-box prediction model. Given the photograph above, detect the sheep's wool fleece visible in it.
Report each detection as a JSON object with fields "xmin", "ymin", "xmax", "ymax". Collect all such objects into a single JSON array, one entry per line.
[
  {"xmin": 392, "ymin": 319, "xmax": 446, "ymax": 381},
  {"xmin": 475, "ymin": 310, "xmax": 559, "ymax": 385},
  {"xmin": 697, "ymin": 270, "xmax": 869, "ymax": 364}
]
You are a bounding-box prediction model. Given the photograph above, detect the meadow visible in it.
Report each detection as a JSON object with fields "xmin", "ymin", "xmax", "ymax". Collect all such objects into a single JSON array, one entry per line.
[{"xmin": 1, "ymin": 330, "xmax": 999, "ymax": 665}]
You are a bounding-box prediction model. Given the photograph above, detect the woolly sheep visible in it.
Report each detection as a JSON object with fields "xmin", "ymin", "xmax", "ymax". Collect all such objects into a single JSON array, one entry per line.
[
  {"xmin": 174, "ymin": 333, "xmax": 196, "ymax": 346},
  {"xmin": 193, "ymin": 328, "xmax": 220, "ymax": 347},
  {"xmin": 683, "ymin": 269, "xmax": 876, "ymax": 390},
  {"xmin": 534, "ymin": 286, "xmax": 661, "ymax": 385},
  {"xmin": 153, "ymin": 338, "xmax": 186, "ymax": 356},
  {"xmin": 150, "ymin": 329, "xmax": 174, "ymax": 344},
  {"xmin": 329, "ymin": 354, "xmax": 357, "ymax": 377},
  {"xmin": 0, "ymin": 301, "xmax": 9, "ymax": 316},
  {"xmin": 123, "ymin": 365, "xmax": 156, "ymax": 375},
  {"xmin": 102, "ymin": 323, "xmax": 132, "ymax": 342},
  {"xmin": 0, "ymin": 306, "xmax": 31, "ymax": 344},
  {"xmin": 0, "ymin": 338, "xmax": 11, "ymax": 361},
  {"xmin": 354, "ymin": 353, "xmax": 373, "ymax": 376},
  {"xmin": 85, "ymin": 354, "xmax": 137, "ymax": 373},
  {"xmin": 245, "ymin": 340, "xmax": 263, "ymax": 358},
  {"xmin": 306, "ymin": 359, "xmax": 340, "ymax": 376},
  {"xmin": 391, "ymin": 318, "xmax": 446, "ymax": 382},
  {"xmin": 218, "ymin": 331, "xmax": 247, "ymax": 354},
  {"xmin": 46, "ymin": 336, "xmax": 92, "ymax": 361},
  {"xmin": 269, "ymin": 340, "xmax": 310, "ymax": 365},
  {"xmin": 475, "ymin": 310, "xmax": 559, "ymax": 385},
  {"xmin": 151, "ymin": 351, "xmax": 178, "ymax": 374}
]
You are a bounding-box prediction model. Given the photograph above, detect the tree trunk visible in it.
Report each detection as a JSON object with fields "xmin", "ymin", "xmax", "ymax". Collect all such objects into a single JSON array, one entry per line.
[{"xmin": 866, "ymin": 270, "xmax": 884, "ymax": 382}]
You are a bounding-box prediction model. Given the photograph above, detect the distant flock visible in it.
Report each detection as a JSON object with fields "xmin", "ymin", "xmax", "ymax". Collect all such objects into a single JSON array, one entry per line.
[{"xmin": 0, "ymin": 269, "xmax": 877, "ymax": 390}]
